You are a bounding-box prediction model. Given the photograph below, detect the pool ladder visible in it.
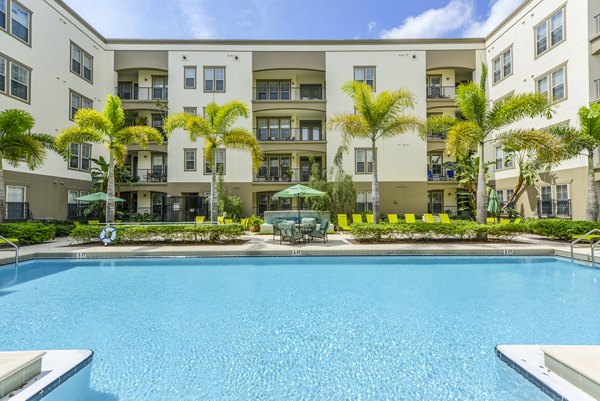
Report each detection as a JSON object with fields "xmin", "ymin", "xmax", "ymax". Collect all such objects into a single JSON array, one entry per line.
[
  {"xmin": 0, "ymin": 235, "xmax": 19, "ymax": 268},
  {"xmin": 570, "ymin": 229, "xmax": 600, "ymax": 267}
]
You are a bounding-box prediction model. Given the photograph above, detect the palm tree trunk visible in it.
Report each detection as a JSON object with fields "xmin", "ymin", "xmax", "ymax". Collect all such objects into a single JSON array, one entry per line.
[
  {"xmin": 0, "ymin": 157, "xmax": 5, "ymax": 224},
  {"xmin": 210, "ymin": 149, "xmax": 218, "ymax": 224},
  {"xmin": 476, "ymin": 141, "xmax": 487, "ymax": 224},
  {"xmin": 502, "ymin": 174, "xmax": 524, "ymax": 212},
  {"xmin": 105, "ymin": 151, "xmax": 116, "ymax": 224},
  {"xmin": 371, "ymin": 138, "xmax": 380, "ymax": 224},
  {"xmin": 586, "ymin": 149, "xmax": 599, "ymax": 221}
]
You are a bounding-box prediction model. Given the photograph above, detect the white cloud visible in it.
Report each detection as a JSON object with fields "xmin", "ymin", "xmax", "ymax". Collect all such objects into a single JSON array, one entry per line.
[
  {"xmin": 172, "ymin": 0, "xmax": 215, "ymax": 39},
  {"xmin": 65, "ymin": 0, "xmax": 146, "ymax": 38},
  {"xmin": 367, "ymin": 21, "xmax": 377, "ymax": 33},
  {"xmin": 380, "ymin": 0, "xmax": 474, "ymax": 39},
  {"xmin": 463, "ymin": 0, "xmax": 524, "ymax": 37}
]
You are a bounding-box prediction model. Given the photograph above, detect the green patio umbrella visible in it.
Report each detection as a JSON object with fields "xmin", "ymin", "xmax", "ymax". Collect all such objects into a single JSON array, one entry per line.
[
  {"xmin": 487, "ymin": 188, "xmax": 500, "ymax": 219},
  {"xmin": 274, "ymin": 184, "xmax": 326, "ymax": 221},
  {"xmin": 75, "ymin": 192, "xmax": 126, "ymax": 202}
]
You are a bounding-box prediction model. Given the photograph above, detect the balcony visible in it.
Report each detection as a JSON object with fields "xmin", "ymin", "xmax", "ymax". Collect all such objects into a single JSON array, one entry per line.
[
  {"xmin": 426, "ymin": 131, "xmax": 447, "ymax": 141},
  {"xmin": 427, "ymin": 167, "xmax": 456, "ymax": 181},
  {"xmin": 255, "ymin": 127, "xmax": 326, "ymax": 142},
  {"xmin": 122, "ymin": 168, "xmax": 168, "ymax": 184},
  {"xmin": 537, "ymin": 199, "xmax": 571, "ymax": 218},
  {"xmin": 426, "ymin": 86, "xmax": 456, "ymax": 100},
  {"xmin": 116, "ymin": 87, "xmax": 168, "ymax": 101},
  {"xmin": 5, "ymin": 202, "xmax": 30, "ymax": 221},
  {"xmin": 253, "ymin": 167, "xmax": 322, "ymax": 183},
  {"xmin": 253, "ymin": 85, "xmax": 325, "ymax": 101}
]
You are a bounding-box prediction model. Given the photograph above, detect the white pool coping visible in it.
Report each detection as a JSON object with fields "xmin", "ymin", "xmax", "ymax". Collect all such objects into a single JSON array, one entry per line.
[{"xmin": 0, "ymin": 350, "xmax": 93, "ymax": 401}]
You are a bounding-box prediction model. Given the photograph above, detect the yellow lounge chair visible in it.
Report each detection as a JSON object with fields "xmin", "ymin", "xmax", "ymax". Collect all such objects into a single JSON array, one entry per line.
[
  {"xmin": 195, "ymin": 216, "xmax": 205, "ymax": 224},
  {"xmin": 423, "ymin": 213, "xmax": 435, "ymax": 223},
  {"xmin": 366, "ymin": 214, "xmax": 374, "ymax": 223},
  {"xmin": 513, "ymin": 217, "xmax": 522, "ymax": 224},
  {"xmin": 388, "ymin": 214, "xmax": 399, "ymax": 224},
  {"xmin": 352, "ymin": 214, "xmax": 363, "ymax": 224},
  {"xmin": 87, "ymin": 219, "xmax": 100, "ymax": 225},
  {"xmin": 439, "ymin": 213, "xmax": 451, "ymax": 224},
  {"xmin": 405, "ymin": 213, "xmax": 416, "ymax": 224},
  {"xmin": 486, "ymin": 217, "xmax": 496, "ymax": 224},
  {"xmin": 337, "ymin": 214, "xmax": 351, "ymax": 231},
  {"xmin": 225, "ymin": 218, "xmax": 233, "ymax": 224},
  {"xmin": 0, "ymin": 238, "xmax": 19, "ymax": 248},
  {"xmin": 240, "ymin": 218, "xmax": 248, "ymax": 228},
  {"xmin": 500, "ymin": 218, "xmax": 510, "ymax": 224},
  {"xmin": 217, "ymin": 216, "xmax": 225, "ymax": 224}
]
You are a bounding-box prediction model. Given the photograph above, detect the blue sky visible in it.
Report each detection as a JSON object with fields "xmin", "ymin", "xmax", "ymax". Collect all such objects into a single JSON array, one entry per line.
[{"xmin": 64, "ymin": 0, "xmax": 523, "ymax": 40}]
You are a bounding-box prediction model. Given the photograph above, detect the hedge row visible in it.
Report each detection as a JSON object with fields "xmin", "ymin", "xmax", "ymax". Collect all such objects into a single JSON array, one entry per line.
[
  {"xmin": 350, "ymin": 221, "xmax": 525, "ymax": 242},
  {"xmin": 70, "ymin": 224, "xmax": 245, "ymax": 244},
  {"xmin": 0, "ymin": 223, "xmax": 56, "ymax": 245},
  {"xmin": 522, "ymin": 219, "xmax": 600, "ymax": 241}
]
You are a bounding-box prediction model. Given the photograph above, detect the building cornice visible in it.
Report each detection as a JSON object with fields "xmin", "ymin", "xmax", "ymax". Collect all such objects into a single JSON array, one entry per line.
[{"xmin": 105, "ymin": 38, "xmax": 485, "ymax": 46}]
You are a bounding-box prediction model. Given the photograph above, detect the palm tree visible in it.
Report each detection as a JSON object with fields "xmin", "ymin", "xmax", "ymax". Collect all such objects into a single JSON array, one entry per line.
[
  {"xmin": 330, "ymin": 81, "xmax": 422, "ymax": 223},
  {"xmin": 548, "ymin": 104, "xmax": 600, "ymax": 220},
  {"xmin": 0, "ymin": 109, "xmax": 56, "ymax": 223},
  {"xmin": 56, "ymin": 95, "xmax": 163, "ymax": 224},
  {"xmin": 164, "ymin": 101, "xmax": 262, "ymax": 223},
  {"xmin": 426, "ymin": 66, "xmax": 553, "ymax": 224}
]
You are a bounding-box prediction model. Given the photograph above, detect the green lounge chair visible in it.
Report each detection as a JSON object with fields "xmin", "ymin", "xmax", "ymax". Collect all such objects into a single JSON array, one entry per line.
[
  {"xmin": 405, "ymin": 214, "xmax": 416, "ymax": 224},
  {"xmin": 486, "ymin": 217, "xmax": 496, "ymax": 224},
  {"xmin": 337, "ymin": 214, "xmax": 351, "ymax": 231},
  {"xmin": 352, "ymin": 214, "xmax": 363, "ymax": 224},
  {"xmin": 439, "ymin": 213, "xmax": 451, "ymax": 224},
  {"xmin": 423, "ymin": 213, "xmax": 435, "ymax": 223},
  {"xmin": 366, "ymin": 214, "xmax": 374, "ymax": 223},
  {"xmin": 310, "ymin": 221, "xmax": 330, "ymax": 243},
  {"xmin": 388, "ymin": 214, "xmax": 399, "ymax": 224}
]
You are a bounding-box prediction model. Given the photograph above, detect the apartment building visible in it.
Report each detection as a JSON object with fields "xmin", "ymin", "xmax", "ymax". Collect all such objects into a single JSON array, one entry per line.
[{"xmin": 0, "ymin": 0, "xmax": 597, "ymax": 221}]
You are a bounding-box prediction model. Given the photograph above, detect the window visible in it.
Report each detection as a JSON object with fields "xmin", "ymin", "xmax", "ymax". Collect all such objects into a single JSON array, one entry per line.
[
  {"xmin": 0, "ymin": 56, "xmax": 5, "ymax": 93},
  {"xmin": 299, "ymin": 121, "xmax": 322, "ymax": 141},
  {"xmin": 204, "ymin": 149, "xmax": 226, "ymax": 174},
  {"xmin": 536, "ymin": 65, "xmax": 566, "ymax": 103},
  {"xmin": 152, "ymin": 76, "xmax": 168, "ymax": 100},
  {"xmin": 184, "ymin": 149, "xmax": 196, "ymax": 171},
  {"xmin": 355, "ymin": 149, "xmax": 373, "ymax": 174},
  {"xmin": 595, "ymin": 14, "xmax": 600, "ymax": 34},
  {"xmin": 595, "ymin": 79, "xmax": 600, "ymax": 101},
  {"xmin": 535, "ymin": 7, "xmax": 565, "ymax": 57},
  {"xmin": 356, "ymin": 191, "xmax": 372, "ymax": 213},
  {"xmin": 10, "ymin": 1, "xmax": 29, "ymax": 44},
  {"xmin": 495, "ymin": 146, "xmax": 513, "ymax": 170},
  {"xmin": 255, "ymin": 80, "xmax": 291, "ymax": 100},
  {"xmin": 204, "ymin": 67, "xmax": 225, "ymax": 92},
  {"xmin": 257, "ymin": 192, "xmax": 291, "ymax": 214},
  {"xmin": 151, "ymin": 114, "xmax": 164, "ymax": 134},
  {"xmin": 10, "ymin": 61, "xmax": 29, "ymax": 101},
  {"xmin": 354, "ymin": 66, "xmax": 375, "ymax": 90},
  {"xmin": 183, "ymin": 107, "xmax": 197, "ymax": 115},
  {"xmin": 184, "ymin": 66, "xmax": 196, "ymax": 89},
  {"xmin": 256, "ymin": 117, "xmax": 291, "ymax": 141},
  {"xmin": 0, "ymin": 0, "xmax": 6, "ymax": 29},
  {"xmin": 70, "ymin": 91, "xmax": 92, "ymax": 120},
  {"xmin": 492, "ymin": 47, "xmax": 512, "ymax": 84},
  {"xmin": 6, "ymin": 185, "xmax": 26, "ymax": 219},
  {"xmin": 257, "ymin": 155, "xmax": 291, "ymax": 179},
  {"xmin": 69, "ymin": 143, "xmax": 91, "ymax": 171}
]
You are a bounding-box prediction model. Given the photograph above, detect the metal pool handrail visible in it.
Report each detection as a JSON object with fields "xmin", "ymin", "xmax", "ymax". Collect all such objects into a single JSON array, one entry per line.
[
  {"xmin": 0, "ymin": 235, "xmax": 19, "ymax": 267},
  {"xmin": 591, "ymin": 240, "xmax": 600, "ymax": 268},
  {"xmin": 570, "ymin": 229, "xmax": 600, "ymax": 261}
]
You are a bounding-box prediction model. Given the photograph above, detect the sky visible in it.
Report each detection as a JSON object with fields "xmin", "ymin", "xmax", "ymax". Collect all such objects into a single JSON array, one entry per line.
[{"xmin": 63, "ymin": 0, "xmax": 524, "ymax": 40}]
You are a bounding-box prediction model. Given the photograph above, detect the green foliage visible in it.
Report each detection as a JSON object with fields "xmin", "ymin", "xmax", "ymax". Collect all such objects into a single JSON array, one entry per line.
[
  {"xmin": 0, "ymin": 223, "xmax": 56, "ymax": 245},
  {"xmin": 52, "ymin": 220, "xmax": 76, "ymax": 237},
  {"xmin": 216, "ymin": 174, "xmax": 243, "ymax": 219},
  {"xmin": 246, "ymin": 215, "xmax": 264, "ymax": 228},
  {"xmin": 70, "ymin": 224, "xmax": 245, "ymax": 244},
  {"xmin": 522, "ymin": 219, "xmax": 600, "ymax": 241},
  {"xmin": 350, "ymin": 221, "xmax": 524, "ymax": 242}
]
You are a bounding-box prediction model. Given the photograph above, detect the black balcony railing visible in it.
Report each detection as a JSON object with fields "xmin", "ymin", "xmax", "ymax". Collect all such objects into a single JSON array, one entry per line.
[
  {"xmin": 253, "ymin": 86, "xmax": 325, "ymax": 101},
  {"xmin": 130, "ymin": 168, "xmax": 168, "ymax": 183},
  {"xmin": 116, "ymin": 87, "xmax": 168, "ymax": 101},
  {"xmin": 254, "ymin": 127, "xmax": 326, "ymax": 142},
  {"xmin": 121, "ymin": 196, "xmax": 208, "ymax": 222},
  {"xmin": 5, "ymin": 202, "xmax": 30, "ymax": 221},
  {"xmin": 537, "ymin": 199, "xmax": 571, "ymax": 218},
  {"xmin": 426, "ymin": 131, "xmax": 447, "ymax": 140},
  {"xmin": 426, "ymin": 86, "xmax": 456, "ymax": 100},
  {"xmin": 254, "ymin": 167, "xmax": 322, "ymax": 183},
  {"xmin": 427, "ymin": 167, "xmax": 457, "ymax": 181}
]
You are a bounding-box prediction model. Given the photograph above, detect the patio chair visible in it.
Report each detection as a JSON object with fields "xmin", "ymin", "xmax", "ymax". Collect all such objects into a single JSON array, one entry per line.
[
  {"xmin": 366, "ymin": 214, "xmax": 374, "ymax": 223},
  {"xmin": 225, "ymin": 219, "xmax": 233, "ymax": 224},
  {"xmin": 512, "ymin": 217, "xmax": 522, "ymax": 224},
  {"xmin": 195, "ymin": 216, "xmax": 205, "ymax": 225},
  {"xmin": 337, "ymin": 214, "xmax": 351, "ymax": 231},
  {"xmin": 279, "ymin": 222, "xmax": 303, "ymax": 245},
  {"xmin": 439, "ymin": 213, "xmax": 451, "ymax": 224},
  {"xmin": 423, "ymin": 213, "xmax": 435, "ymax": 224},
  {"xmin": 87, "ymin": 219, "xmax": 100, "ymax": 225},
  {"xmin": 352, "ymin": 214, "xmax": 363, "ymax": 224},
  {"xmin": 272, "ymin": 218, "xmax": 285, "ymax": 240},
  {"xmin": 405, "ymin": 214, "xmax": 416, "ymax": 224},
  {"xmin": 388, "ymin": 214, "xmax": 399, "ymax": 224},
  {"xmin": 310, "ymin": 221, "xmax": 330, "ymax": 243},
  {"xmin": 500, "ymin": 218, "xmax": 510, "ymax": 224},
  {"xmin": 486, "ymin": 217, "xmax": 497, "ymax": 224},
  {"xmin": 217, "ymin": 216, "xmax": 225, "ymax": 224},
  {"xmin": 0, "ymin": 238, "xmax": 20, "ymax": 248}
]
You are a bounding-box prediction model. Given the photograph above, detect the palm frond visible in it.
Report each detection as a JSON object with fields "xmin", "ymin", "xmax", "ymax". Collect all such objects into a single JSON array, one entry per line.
[
  {"xmin": 102, "ymin": 95, "xmax": 125, "ymax": 131},
  {"xmin": 165, "ymin": 113, "xmax": 212, "ymax": 142},
  {"xmin": 329, "ymin": 114, "xmax": 371, "ymax": 152},
  {"xmin": 117, "ymin": 126, "xmax": 164, "ymax": 148},
  {"xmin": 578, "ymin": 104, "xmax": 600, "ymax": 143},
  {"xmin": 0, "ymin": 109, "xmax": 35, "ymax": 136},
  {"xmin": 342, "ymin": 81, "xmax": 375, "ymax": 125},
  {"xmin": 424, "ymin": 114, "xmax": 458, "ymax": 140},
  {"xmin": 495, "ymin": 129, "xmax": 565, "ymax": 165},
  {"xmin": 378, "ymin": 115, "xmax": 423, "ymax": 140},
  {"xmin": 455, "ymin": 83, "xmax": 488, "ymax": 128},
  {"xmin": 222, "ymin": 128, "xmax": 263, "ymax": 170},
  {"xmin": 487, "ymin": 93, "xmax": 552, "ymax": 131},
  {"xmin": 446, "ymin": 121, "xmax": 482, "ymax": 159},
  {"xmin": 374, "ymin": 89, "xmax": 416, "ymax": 131},
  {"xmin": 55, "ymin": 126, "xmax": 104, "ymax": 153},
  {"xmin": 479, "ymin": 62, "xmax": 488, "ymax": 92},
  {"xmin": 164, "ymin": 113, "xmax": 189, "ymax": 134},
  {"xmin": 73, "ymin": 108, "xmax": 112, "ymax": 135},
  {"xmin": 213, "ymin": 100, "xmax": 250, "ymax": 133},
  {"xmin": 0, "ymin": 132, "xmax": 47, "ymax": 169},
  {"xmin": 111, "ymin": 144, "xmax": 127, "ymax": 165}
]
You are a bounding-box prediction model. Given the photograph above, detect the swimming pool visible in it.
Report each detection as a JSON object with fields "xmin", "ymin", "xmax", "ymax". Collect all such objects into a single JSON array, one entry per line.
[{"xmin": 0, "ymin": 256, "xmax": 598, "ymax": 400}]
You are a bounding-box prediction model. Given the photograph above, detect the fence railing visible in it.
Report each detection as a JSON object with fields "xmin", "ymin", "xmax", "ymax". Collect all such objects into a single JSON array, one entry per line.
[
  {"xmin": 5, "ymin": 202, "xmax": 30, "ymax": 221},
  {"xmin": 130, "ymin": 168, "xmax": 168, "ymax": 183},
  {"xmin": 254, "ymin": 127, "xmax": 326, "ymax": 142},
  {"xmin": 537, "ymin": 199, "xmax": 571, "ymax": 218},
  {"xmin": 426, "ymin": 131, "xmax": 447, "ymax": 140},
  {"xmin": 254, "ymin": 167, "xmax": 322, "ymax": 183},
  {"xmin": 253, "ymin": 86, "xmax": 325, "ymax": 101},
  {"xmin": 427, "ymin": 167, "xmax": 457, "ymax": 181},
  {"xmin": 116, "ymin": 87, "xmax": 168, "ymax": 101},
  {"xmin": 426, "ymin": 85, "xmax": 456, "ymax": 100}
]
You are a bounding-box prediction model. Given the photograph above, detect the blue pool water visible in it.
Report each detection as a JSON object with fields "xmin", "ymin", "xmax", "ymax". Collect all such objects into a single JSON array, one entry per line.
[{"xmin": 0, "ymin": 256, "xmax": 599, "ymax": 400}]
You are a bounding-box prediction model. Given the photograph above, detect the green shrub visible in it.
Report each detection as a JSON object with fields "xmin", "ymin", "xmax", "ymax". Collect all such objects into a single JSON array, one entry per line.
[
  {"xmin": 52, "ymin": 220, "xmax": 76, "ymax": 237},
  {"xmin": 0, "ymin": 223, "xmax": 56, "ymax": 245},
  {"xmin": 69, "ymin": 224, "xmax": 245, "ymax": 244},
  {"xmin": 523, "ymin": 219, "xmax": 600, "ymax": 241}
]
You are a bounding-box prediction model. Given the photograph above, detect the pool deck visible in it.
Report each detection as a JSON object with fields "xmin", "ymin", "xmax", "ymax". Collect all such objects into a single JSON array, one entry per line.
[{"xmin": 2, "ymin": 233, "xmax": 599, "ymax": 401}]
